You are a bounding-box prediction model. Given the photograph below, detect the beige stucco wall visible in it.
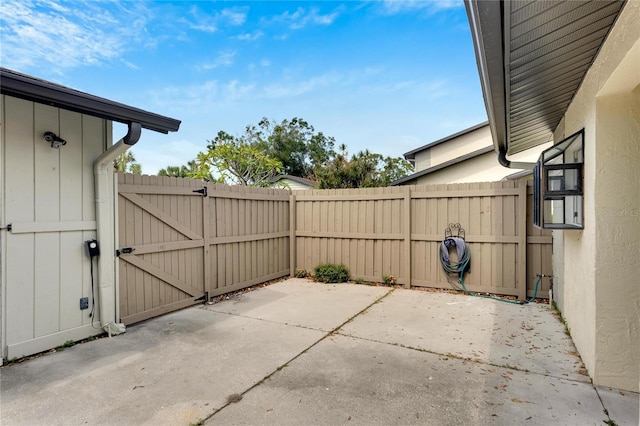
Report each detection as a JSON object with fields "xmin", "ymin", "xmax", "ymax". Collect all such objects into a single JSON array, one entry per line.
[
  {"xmin": 407, "ymin": 151, "xmax": 519, "ymax": 185},
  {"xmin": 413, "ymin": 125, "xmax": 491, "ymax": 171},
  {"xmin": 0, "ymin": 95, "xmax": 109, "ymax": 360},
  {"xmin": 556, "ymin": 1, "xmax": 640, "ymax": 392}
]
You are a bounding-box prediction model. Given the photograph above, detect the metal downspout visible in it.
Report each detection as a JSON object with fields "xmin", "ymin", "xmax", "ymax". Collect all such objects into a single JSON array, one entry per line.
[
  {"xmin": 497, "ymin": 147, "xmax": 536, "ymax": 170},
  {"xmin": 93, "ymin": 122, "xmax": 142, "ymax": 336}
]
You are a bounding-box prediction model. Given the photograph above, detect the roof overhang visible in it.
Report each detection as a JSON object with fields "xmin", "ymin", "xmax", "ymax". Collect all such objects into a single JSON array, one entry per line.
[
  {"xmin": 0, "ymin": 68, "xmax": 180, "ymax": 134},
  {"xmin": 464, "ymin": 0, "xmax": 626, "ymax": 167}
]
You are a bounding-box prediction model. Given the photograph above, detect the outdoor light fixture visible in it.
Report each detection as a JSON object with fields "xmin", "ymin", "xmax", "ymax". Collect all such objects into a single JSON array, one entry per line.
[
  {"xmin": 533, "ymin": 129, "xmax": 584, "ymax": 229},
  {"xmin": 43, "ymin": 131, "xmax": 66, "ymax": 149}
]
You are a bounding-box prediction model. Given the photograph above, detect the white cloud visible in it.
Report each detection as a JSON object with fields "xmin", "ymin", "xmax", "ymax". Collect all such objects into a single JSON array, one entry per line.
[
  {"xmin": 0, "ymin": 0, "xmax": 151, "ymax": 71},
  {"xmin": 273, "ymin": 7, "xmax": 341, "ymax": 30},
  {"xmin": 181, "ymin": 5, "xmax": 248, "ymax": 33},
  {"xmin": 235, "ymin": 31, "xmax": 264, "ymax": 42},
  {"xmin": 381, "ymin": 0, "xmax": 463, "ymax": 15},
  {"xmin": 224, "ymin": 80, "xmax": 255, "ymax": 101},
  {"xmin": 263, "ymin": 71, "xmax": 342, "ymax": 99},
  {"xmin": 221, "ymin": 8, "xmax": 248, "ymax": 26},
  {"xmin": 148, "ymin": 78, "xmax": 255, "ymax": 112},
  {"xmin": 149, "ymin": 80, "xmax": 220, "ymax": 111},
  {"xmin": 197, "ymin": 50, "xmax": 236, "ymax": 70}
]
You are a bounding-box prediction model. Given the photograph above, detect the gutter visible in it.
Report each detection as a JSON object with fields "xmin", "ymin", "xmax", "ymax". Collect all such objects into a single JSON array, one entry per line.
[
  {"xmin": 93, "ymin": 122, "xmax": 142, "ymax": 336},
  {"xmin": 498, "ymin": 150, "xmax": 535, "ymax": 170},
  {"xmin": 464, "ymin": 0, "xmax": 534, "ymax": 170}
]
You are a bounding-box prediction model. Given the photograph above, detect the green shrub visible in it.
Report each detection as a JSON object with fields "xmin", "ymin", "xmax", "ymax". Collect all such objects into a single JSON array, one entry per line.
[{"xmin": 313, "ymin": 263, "xmax": 350, "ymax": 283}]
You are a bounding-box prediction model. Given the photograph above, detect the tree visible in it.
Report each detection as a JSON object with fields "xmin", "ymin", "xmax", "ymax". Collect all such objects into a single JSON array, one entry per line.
[
  {"xmin": 194, "ymin": 131, "xmax": 282, "ymax": 186},
  {"xmin": 211, "ymin": 117, "xmax": 335, "ymax": 180},
  {"xmin": 316, "ymin": 147, "xmax": 413, "ymax": 189},
  {"xmin": 114, "ymin": 151, "xmax": 141, "ymax": 174},
  {"xmin": 158, "ymin": 161, "xmax": 198, "ymax": 178}
]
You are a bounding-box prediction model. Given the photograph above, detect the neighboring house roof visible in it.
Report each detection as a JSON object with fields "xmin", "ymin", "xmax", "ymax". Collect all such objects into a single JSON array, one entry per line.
[
  {"xmin": 464, "ymin": 0, "xmax": 626, "ymax": 164},
  {"xmin": 0, "ymin": 67, "xmax": 180, "ymax": 134},
  {"xmin": 270, "ymin": 175, "xmax": 317, "ymax": 188},
  {"xmin": 390, "ymin": 146, "xmax": 494, "ymax": 186},
  {"xmin": 502, "ymin": 169, "xmax": 533, "ymax": 181},
  {"xmin": 403, "ymin": 121, "xmax": 489, "ymax": 161}
]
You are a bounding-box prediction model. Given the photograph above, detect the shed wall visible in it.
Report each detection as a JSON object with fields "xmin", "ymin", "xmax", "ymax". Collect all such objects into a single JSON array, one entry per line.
[{"xmin": 1, "ymin": 95, "xmax": 108, "ymax": 359}]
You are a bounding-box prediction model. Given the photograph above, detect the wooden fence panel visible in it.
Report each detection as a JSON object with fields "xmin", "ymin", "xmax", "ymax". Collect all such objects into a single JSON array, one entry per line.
[
  {"xmin": 204, "ymin": 184, "xmax": 290, "ymax": 298},
  {"xmin": 118, "ymin": 175, "xmax": 551, "ymax": 320},
  {"xmin": 294, "ymin": 187, "xmax": 408, "ymax": 284},
  {"xmin": 117, "ymin": 175, "xmax": 291, "ymax": 324},
  {"xmin": 293, "ymin": 180, "xmax": 552, "ymax": 299}
]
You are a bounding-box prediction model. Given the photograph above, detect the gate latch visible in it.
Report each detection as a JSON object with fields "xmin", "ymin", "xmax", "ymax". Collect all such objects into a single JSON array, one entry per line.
[
  {"xmin": 116, "ymin": 247, "xmax": 135, "ymax": 257},
  {"xmin": 193, "ymin": 187, "xmax": 208, "ymax": 196}
]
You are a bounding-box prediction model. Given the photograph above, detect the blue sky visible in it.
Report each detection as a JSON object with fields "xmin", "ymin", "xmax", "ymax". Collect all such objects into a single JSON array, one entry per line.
[{"xmin": 0, "ymin": 0, "xmax": 488, "ymax": 174}]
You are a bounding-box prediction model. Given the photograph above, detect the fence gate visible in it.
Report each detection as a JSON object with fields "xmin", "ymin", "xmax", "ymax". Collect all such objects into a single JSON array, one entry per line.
[{"xmin": 117, "ymin": 174, "xmax": 207, "ymax": 325}]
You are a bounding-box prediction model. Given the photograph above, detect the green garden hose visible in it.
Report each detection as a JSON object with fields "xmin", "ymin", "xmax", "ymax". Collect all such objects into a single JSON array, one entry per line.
[{"xmin": 440, "ymin": 239, "xmax": 541, "ymax": 305}]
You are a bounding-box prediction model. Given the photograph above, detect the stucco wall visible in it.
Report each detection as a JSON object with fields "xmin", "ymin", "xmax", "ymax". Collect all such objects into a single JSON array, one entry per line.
[
  {"xmin": 0, "ymin": 95, "xmax": 109, "ymax": 359},
  {"xmin": 594, "ymin": 87, "xmax": 640, "ymax": 391},
  {"xmin": 413, "ymin": 149, "xmax": 431, "ymax": 172},
  {"xmin": 408, "ymin": 152, "xmax": 517, "ymax": 185},
  {"xmin": 429, "ymin": 125, "xmax": 491, "ymax": 169},
  {"xmin": 556, "ymin": 1, "xmax": 640, "ymax": 392}
]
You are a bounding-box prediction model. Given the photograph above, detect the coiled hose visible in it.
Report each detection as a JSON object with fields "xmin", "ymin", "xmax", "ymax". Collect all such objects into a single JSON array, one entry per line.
[{"xmin": 440, "ymin": 238, "xmax": 540, "ymax": 305}]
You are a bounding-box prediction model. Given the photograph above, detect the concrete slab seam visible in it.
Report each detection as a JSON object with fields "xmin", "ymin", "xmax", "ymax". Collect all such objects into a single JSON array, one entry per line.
[
  {"xmin": 199, "ymin": 307, "xmax": 327, "ymax": 333},
  {"xmin": 593, "ymin": 385, "xmax": 619, "ymax": 425},
  {"xmin": 333, "ymin": 331, "xmax": 593, "ymax": 386},
  {"xmin": 201, "ymin": 288, "xmax": 396, "ymax": 425}
]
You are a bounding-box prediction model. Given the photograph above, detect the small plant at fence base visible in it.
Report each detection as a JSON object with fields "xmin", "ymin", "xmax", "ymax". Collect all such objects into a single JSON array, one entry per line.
[
  {"xmin": 294, "ymin": 269, "xmax": 310, "ymax": 278},
  {"xmin": 382, "ymin": 275, "xmax": 397, "ymax": 285},
  {"xmin": 313, "ymin": 263, "xmax": 350, "ymax": 283}
]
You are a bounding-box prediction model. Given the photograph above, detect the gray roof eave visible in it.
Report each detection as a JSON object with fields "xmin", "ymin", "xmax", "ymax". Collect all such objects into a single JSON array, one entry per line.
[
  {"xmin": 0, "ymin": 68, "xmax": 180, "ymax": 134},
  {"xmin": 464, "ymin": 0, "xmax": 626, "ymax": 167},
  {"xmin": 464, "ymin": 0, "xmax": 508, "ymax": 164}
]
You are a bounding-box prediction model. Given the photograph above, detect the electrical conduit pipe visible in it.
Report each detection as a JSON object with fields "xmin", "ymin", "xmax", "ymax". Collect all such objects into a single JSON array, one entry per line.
[{"xmin": 93, "ymin": 122, "xmax": 142, "ymax": 336}]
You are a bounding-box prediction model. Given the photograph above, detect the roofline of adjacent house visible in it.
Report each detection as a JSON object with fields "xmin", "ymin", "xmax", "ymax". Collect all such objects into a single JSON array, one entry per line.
[
  {"xmin": 390, "ymin": 145, "xmax": 495, "ymax": 186},
  {"xmin": 272, "ymin": 174, "xmax": 317, "ymax": 187},
  {"xmin": 502, "ymin": 169, "xmax": 532, "ymax": 181},
  {"xmin": 0, "ymin": 67, "xmax": 181, "ymax": 134},
  {"xmin": 403, "ymin": 121, "xmax": 489, "ymax": 160}
]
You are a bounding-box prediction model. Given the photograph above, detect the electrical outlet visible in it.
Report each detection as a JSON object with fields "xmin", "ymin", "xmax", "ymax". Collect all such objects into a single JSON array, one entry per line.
[{"xmin": 80, "ymin": 297, "xmax": 89, "ymax": 310}]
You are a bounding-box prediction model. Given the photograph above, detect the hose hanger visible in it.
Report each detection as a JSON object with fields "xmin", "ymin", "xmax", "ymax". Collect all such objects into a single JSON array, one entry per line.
[
  {"xmin": 439, "ymin": 222, "xmax": 542, "ymax": 304},
  {"xmin": 440, "ymin": 223, "xmax": 470, "ymax": 274},
  {"xmin": 444, "ymin": 222, "xmax": 465, "ymax": 240}
]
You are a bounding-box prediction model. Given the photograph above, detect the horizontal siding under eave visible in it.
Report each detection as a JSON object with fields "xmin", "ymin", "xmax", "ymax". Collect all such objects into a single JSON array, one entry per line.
[{"xmin": 1, "ymin": 95, "xmax": 107, "ymax": 359}]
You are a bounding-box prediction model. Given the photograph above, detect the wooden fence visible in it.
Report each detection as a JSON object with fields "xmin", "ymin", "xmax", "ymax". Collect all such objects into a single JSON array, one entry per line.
[
  {"xmin": 292, "ymin": 180, "xmax": 552, "ymax": 299},
  {"xmin": 117, "ymin": 174, "xmax": 290, "ymax": 324},
  {"xmin": 117, "ymin": 175, "xmax": 551, "ymax": 324}
]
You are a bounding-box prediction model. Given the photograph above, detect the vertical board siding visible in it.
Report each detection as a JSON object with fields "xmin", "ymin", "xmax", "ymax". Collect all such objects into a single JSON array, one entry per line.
[{"xmin": 2, "ymin": 96, "xmax": 104, "ymax": 357}]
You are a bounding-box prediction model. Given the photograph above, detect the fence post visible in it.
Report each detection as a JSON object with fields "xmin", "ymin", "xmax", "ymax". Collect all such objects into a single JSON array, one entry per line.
[
  {"xmin": 202, "ymin": 182, "xmax": 211, "ymax": 298},
  {"xmin": 517, "ymin": 180, "xmax": 528, "ymax": 300},
  {"xmin": 403, "ymin": 186, "xmax": 412, "ymax": 289},
  {"xmin": 289, "ymin": 193, "xmax": 297, "ymax": 277}
]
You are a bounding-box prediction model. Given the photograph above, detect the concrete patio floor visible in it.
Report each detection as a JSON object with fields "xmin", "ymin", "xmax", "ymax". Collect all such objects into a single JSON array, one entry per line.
[{"xmin": 1, "ymin": 279, "xmax": 637, "ymax": 425}]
